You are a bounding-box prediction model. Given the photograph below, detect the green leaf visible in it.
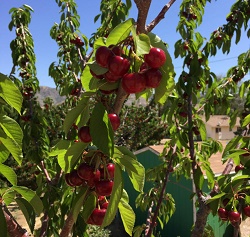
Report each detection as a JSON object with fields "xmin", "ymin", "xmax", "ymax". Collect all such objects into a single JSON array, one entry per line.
[
  {"xmin": 201, "ymin": 161, "xmax": 214, "ymax": 188},
  {"xmin": 72, "ymin": 186, "xmax": 89, "ymax": 222},
  {"xmin": 222, "ymin": 136, "xmax": 242, "ymax": 160},
  {"xmin": 87, "ymin": 61, "xmax": 108, "ymax": 76},
  {"xmin": 0, "ymin": 143, "xmax": 10, "ymax": 163},
  {"xmin": 0, "ymin": 115, "xmax": 23, "ymax": 147},
  {"xmin": 193, "ymin": 165, "xmax": 204, "ymax": 189},
  {"xmin": 0, "ymin": 73, "xmax": 23, "ymax": 114},
  {"xmin": 0, "ymin": 163, "xmax": 17, "ymax": 185},
  {"xmin": 58, "ymin": 141, "xmax": 88, "ymax": 173},
  {"xmin": 106, "ymin": 18, "xmax": 134, "ymax": 46},
  {"xmin": 90, "ymin": 102, "xmax": 114, "ymax": 156},
  {"xmin": 134, "ymin": 33, "xmax": 150, "ymax": 56},
  {"xmin": 16, "ymin": 197, "xmax": 36, "ymax": 233},
  {"xmin": 114, "ymin": 147, "xmax": 145, "ymax": 192},
  {"xmin": 206, "ymin": 192, "xmax": 226, "ymax": 204},
  {"xmin": 63, "ymin": 93, "xmax": 91, "ymax": 134},
  {"xmin": 81, "ymin": 192, "xmax": 96, "ymax": 222},
  {"xmin": 11, "ymin": 186, "xmax": 43, "ymax": 215},
  {"xmin": 133, "ymin": 225, "xmax": 145, "ymax": 237},
  {"xmin": 2, "ymin": 189, "xmax": 16, "ymax": 206},
  {"xmin": 0, "ymin": 207, "xmax": 7, "ymax": 237},
  {"xmin": 118, "ymin": 195, "xmax": 135, "ymax": 236},
  {"xmin": 102, "ymin": 164, "xmax": 123, "ymax": 227},
  {"xmin": 49, "ymin": 140, "xmax": 72, "ymax": 157},
  {"xmin": 147, "ymin": 33, "xmax": 175, "ymax": 104},
  {"xmin": 0, "ymin": 126, "xmax": 23, "ymax": 165},
  {"xmin": 242, "ymin": 114, "xmax": 250, "ymax": 127},
  {"xmin": 81, "ymin": 66, "xmax": 94, "ymax": 92}
]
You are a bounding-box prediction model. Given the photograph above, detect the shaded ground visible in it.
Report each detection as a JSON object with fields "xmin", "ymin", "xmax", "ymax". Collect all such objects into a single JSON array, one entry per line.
[{"xmin": 8, "ymin": 202, "xmax": 250, "ymax": 237}]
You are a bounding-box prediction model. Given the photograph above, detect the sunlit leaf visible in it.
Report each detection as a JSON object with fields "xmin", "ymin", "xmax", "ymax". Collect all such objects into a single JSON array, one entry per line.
[
  {"xmin": 118, "ymin": 191, "xmax": 135, "ymax": 236},
  {"xmin": 102, "ymin": 164, "xmax": 123, "ymax": 227},
  {"xmin": 0, "ymin": 163, "xmax": 17, "ymax": 185},
  {"xmin": 106, "ymin": 18, "xmax": 134, "ymax": 46},
  {"xmin": 0, "ymin": 73, "xmax": 23, "ymax": 114},
  {"xmin": 11, "ymin": 186, "xmax": 43, "ymax": 215}
]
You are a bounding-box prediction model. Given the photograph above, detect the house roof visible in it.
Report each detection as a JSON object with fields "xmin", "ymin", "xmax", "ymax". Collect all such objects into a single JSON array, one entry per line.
[
  {"xmin": 202, "ymin": 115, "xmax": 240, "ymax": 127},
  {"xmin": 135, "ymin": 140, "xmax": 233, "ymax": 175}
]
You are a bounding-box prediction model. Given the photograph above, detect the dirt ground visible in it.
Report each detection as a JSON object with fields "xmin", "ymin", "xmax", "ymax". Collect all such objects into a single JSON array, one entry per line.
[{"xmin": 8, "ymin": 203, "xmax": 250, "ymax": 237}]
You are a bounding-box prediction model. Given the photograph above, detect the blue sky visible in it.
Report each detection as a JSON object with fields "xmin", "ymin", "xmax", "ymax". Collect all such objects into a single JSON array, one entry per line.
[{"xmin": 0, "ymin": 1, "xmax": 249, "ymax": 88}]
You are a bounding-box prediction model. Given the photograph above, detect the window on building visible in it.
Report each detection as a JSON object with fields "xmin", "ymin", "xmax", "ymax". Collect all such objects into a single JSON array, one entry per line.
[{"xmin": 216, "ymin": 127, "xmax": 221, "ymax": 133}]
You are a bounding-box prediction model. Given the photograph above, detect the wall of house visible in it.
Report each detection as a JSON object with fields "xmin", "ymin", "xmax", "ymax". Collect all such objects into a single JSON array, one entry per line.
[
  {"xmin": 206, "ymin": 125, "xmax": 214, "ymax": 139},
  {"xmin": 123, "ymin": 149, "xmax": 234, "ymax": 237},
  {"xmin": 206, "ymin": 126, "xmax": 237, "ymax": 140}
]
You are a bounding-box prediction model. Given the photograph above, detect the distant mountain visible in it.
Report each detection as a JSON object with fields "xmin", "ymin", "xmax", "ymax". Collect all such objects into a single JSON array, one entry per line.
[
  {"xmin": 36, "ymin": 86, "xmax": 65, "ymax": 105},
  {"xmin": 36, "ymin": 86, "xmax": 147, "ymax": 106}
]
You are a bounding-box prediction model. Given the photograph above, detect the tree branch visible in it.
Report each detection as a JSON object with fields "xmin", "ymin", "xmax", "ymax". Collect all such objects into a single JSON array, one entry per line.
[
  {"xmin": 134, "ymin": 0, "xmax": 152, "ymax": 34},
  {"xmin": 113, "ymin": 85, "xmax": 129, "ymax": 114},
  {"xmin": 145, "ymin": 145, "xmax": 176, "ymax": 237},
  {"xmin": 2, "ymin": 205, "xmax": 29, "ymax": 237},
  {"xmin": 59, "ymin": 211, "xmax": 75, "ymax": 237},
  {"xmin": 146, "ymin": 0, "xmax": 177, "ymax": 33}
]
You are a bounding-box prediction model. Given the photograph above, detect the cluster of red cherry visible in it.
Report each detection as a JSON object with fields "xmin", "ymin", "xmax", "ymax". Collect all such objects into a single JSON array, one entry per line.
[
  {"xmin": 90, "ymin": 44, "xmax": 166, "ymax": 94},
  {"xmin": 217, "ymin": 198, "xmax": 250, "ymax": 226},
  {"xmin": 65, "ymin": 160, "xmax": 115, "ymax": 226}
]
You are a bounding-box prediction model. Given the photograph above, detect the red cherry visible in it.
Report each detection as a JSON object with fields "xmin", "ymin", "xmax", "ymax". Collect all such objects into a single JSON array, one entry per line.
[
  {"xmin": 122, "ymin": 73, "xmax": 146, "ymax": 94},
  {"xmin": 108, "ymin": 114, "xmax": 120, "ymax": 131},
  {"xmin": 109, "ymin": 45, "xmax": 123, "ymax": 56},
  {"xmin": 86, "ymin": 215, "xmax": 95, "ymax": 225},
  {"xmin": 87, "ymin": 169, "xmax": 101, "ymax": 188},
  {"xmin": 78, "ymin": 126, "xmax": 92, "ymax": 143},
  {"xmin": 228, "ymin": 211, "xmax": 241, "ymax": 223},
  {"xmin": 100, "ymin": 163, "xmax": 115, "ymax": 179},
  {"xmin": 217, "ymin": 208, "xmax": 229, "ymax": 221},
  {"xmin": 243, "ymin": 206, "xmax": 250, "ymax": 217},
  {"xmin": 101, "ymin": 201, "xmax": 109, "ymax": 209},
  {"xmin": 144, "ymin": 68, "xmax": 162, "ymax": 88},
  {"xmin": 183, "ymin": 43, "xmax": 189, "ymax": 50},
  {"xmin": 104, "ymin": 71, "xmax": 120, "ymax": 83},
  {"xmin": 108, "ymin": 56, "xmax": 130, "ymax": 77},
  {"xmin": 77, "ymin": 163, "xmax": 94, "ymax": 180},
  {"xmin": 179, "ymin": 111, "xmax": 188, "ymax": 118},
  {"xmin": 68, "ymin": 169, "xmax": 84, "ymax": 187},
  {"xmin": 98, "ymin": 196, "xmax": 106, "ymax": 203},
  {"xmin": 139, "ymin": 62, "xmax": 149, "ymax": 71},
  {"xmin": 65, "ymin": 173, "xmax": 74, "ymax": 187},
  {"xmin": 95, "ymin": 46, "xmax": 113, "ymax": 68},
  {"xmin": 89, "ymin": 208, "xmax": 106, "ymax": 226},
  {"xmin": 144, "ymin": 47, "xmax": 166, "ymax": 69},
  {"xmin": 95, "ymin": 180, "xmax": 114, "ymax": 196},
  {"xmin": 235, "ymin": 164, "xmax": 244, "ymax": 173}
]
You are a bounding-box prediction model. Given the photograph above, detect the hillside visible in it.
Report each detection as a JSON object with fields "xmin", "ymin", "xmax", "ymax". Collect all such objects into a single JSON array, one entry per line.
[
  {"xmin": 36, "ymin": 86, "xmax": 147, "ymax": 106},
  {"xmin": 36, "ymin": 86, "xmax": 65, "ymax": 105}
]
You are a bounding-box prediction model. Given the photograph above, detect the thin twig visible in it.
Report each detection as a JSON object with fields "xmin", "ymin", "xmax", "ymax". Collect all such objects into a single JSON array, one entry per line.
[
  {"xmin": 145, "ymin": 145, "xmax": 176, "ymax": 237},
  {"xmin": 146, "ymin": 0, "xmax": 177, "ymax": 33}
]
